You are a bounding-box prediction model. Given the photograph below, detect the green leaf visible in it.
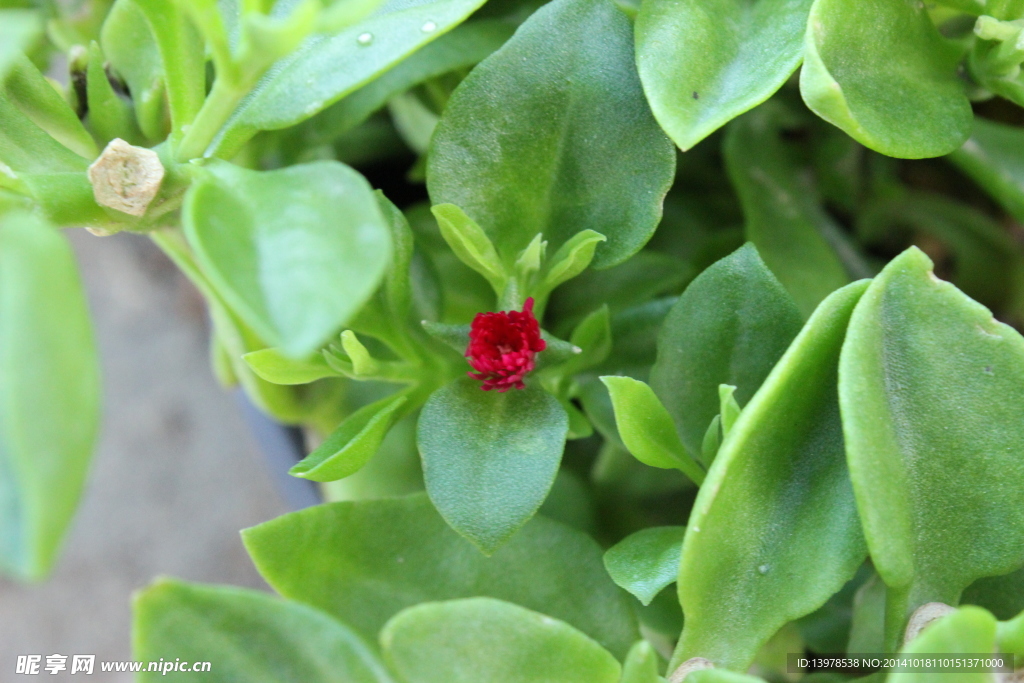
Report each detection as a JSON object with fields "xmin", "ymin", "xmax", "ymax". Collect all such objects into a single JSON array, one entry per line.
[
  {"xmin": 0, "ymin": 10, "xmax": 41, "ymax": 80},
  {"xmin": 85, "ymin": 41, "xmax": 143, "ymax": 146},
  {"xmin": 603, "ymin": 526, "xmax": 685, "ymax": 606},
  {"xmin": 3, "ymin": 52, "xmax": 97, "ymax": 159},
  {"xmin": 427, "ymin": 0, "xmax": 675, "ymax": 269},
  {"xmin": 890, "ymin": 607, "xmax": 996, "ymax": 683},
  {"xmin": 621, "ymin": 641, "xmax": 663, "ymax": 683},
  {"xmin": 540, "ymin": 230, "xmax": 607, "ymax": 295},
  {"xmin": 800, "ymin": 0, "xmax": 973, "ymax": 158},
  {"xmin": 839, "ymin": 247, "xmax": 1024, "ymax": 643},
  {"xmin": 289, "ymin": 393, "xmax": 408, "ymax": 481},
  {"xmin": 601, "ymin": 376, "xmax": 705, "ymax": 484},
  {"xmin": 559, "ymin": 305, "xmax": 611, "ymax": 376},
  {"xmin": 243, "ymin": 347, "xmax": 338, "ymax": 384},
  {"xmin": 717, "ymin": 385, "xmax": 740, "ymax": 437},
  {"xmin": 0, "ymin": 93, "xmax": 90, "ymax": 174},
  {"xmin": 101, "ymin": 0, "xmax": 168, "ymax": 141},
  {"xmin": 301, "ymin": 20, "xmax": 513, "ymax": 143},
  {"xmin": 182, "ymin": 160, "xmax": 391, "ymax": 358},
  {"xmin": 381, "ymin": 598, "xmax": 622, "ymax": 683},
  {"xmin": 133, "ymin": 578, "xmax": 392, "ymax": 682},
  {"xmin": 671, "ymin": 281, "xmax": 869, "ymax": 671},
  {"xmin": 131, "ymin": 0, "xmax": 206, "ymax": 140},
  {"xmin": 430, "ymin": 203, "xmax": 507, "ymax": 292},
  {"xmin": 0, "ymin": 213, "xmax": 100, "ymax": 580},
  {"xmin": 847, "ymin": 572, "xmax": 887, "ymax": 654},
  {"xmin": 651, "ymin": 244, "xmax": 803, "ymax": 456},
  {"xmin": 242, "ymin": 494, "xmax": 639, "ymax": 659},
  {"xmin": 417, "ymin": 379, "xmax": 568, "ymax": 553},
  {"xmin": 949, "ymin": 117, "xmax": 1024, "ymax": 224},
  {"xmin": 723, "ymin": 106, "xmax": 850, "ymax": 317},
  {"xmin": 635, "ymin": 0, "xmax": 812, "ymax": 151},
  {"xmin": 211, "ymin": 0, "xmax": 489, "ymax": 157}
]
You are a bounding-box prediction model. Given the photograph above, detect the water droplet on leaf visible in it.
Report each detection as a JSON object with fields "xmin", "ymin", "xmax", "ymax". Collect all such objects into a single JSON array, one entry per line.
[
  {"xmin": 421, "ymin": 20, "xmax": 437, "ymax": 32},
  {"xmin": 758, "ymin": 564, "xmax": 770, "ymax": 574},
  {"xmin": 357, "ymin": 32, "xmax": 373, "ymax": 45}
]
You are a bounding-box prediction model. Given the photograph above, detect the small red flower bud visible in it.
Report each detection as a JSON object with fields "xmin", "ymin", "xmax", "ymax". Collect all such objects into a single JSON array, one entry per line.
[{"xmin": 466, "ymin": 297, "xmax": 547, "ymax": 392}]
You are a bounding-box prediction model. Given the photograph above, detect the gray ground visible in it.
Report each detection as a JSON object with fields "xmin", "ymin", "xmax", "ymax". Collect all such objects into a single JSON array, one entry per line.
[{"xmin": 0, "ymin": 230, "xmax": 290, "ymax": 680}]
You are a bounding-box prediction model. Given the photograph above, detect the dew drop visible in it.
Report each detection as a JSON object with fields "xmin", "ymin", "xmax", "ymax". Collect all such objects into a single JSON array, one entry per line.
[
  {"xmin": 357, "ymin": 32, "xmax": 373, "ymax": 45},
  {"xmin": 692, "ymin": 526, "xmax": 700, "ymax": 533},
  {"xmin": 421, "ymin": 20, "xmax": 437, "ymax": 32},
  {"xmin": 758, "ymin": 564, "xmax": 770, "ymax": 575}
]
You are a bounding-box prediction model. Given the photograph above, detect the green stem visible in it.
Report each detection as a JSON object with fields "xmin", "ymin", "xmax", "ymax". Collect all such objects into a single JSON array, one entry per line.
[
  {"xmin": 175, "ymin": 78, "xmax": 247, "ymax": 162},
  {"xmin": 884, "ymin": 583, "xmax": 912, "ymax": 653}
]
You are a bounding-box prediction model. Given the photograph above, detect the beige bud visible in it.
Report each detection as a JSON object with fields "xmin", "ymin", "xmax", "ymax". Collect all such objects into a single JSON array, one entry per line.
[
  {"xmin": 668, "ymin": 657, "xmax": 715, "ymax": 683},
  {"xmin": 87, "ymin": 138, "xmax": 164, "ymax": 217}
]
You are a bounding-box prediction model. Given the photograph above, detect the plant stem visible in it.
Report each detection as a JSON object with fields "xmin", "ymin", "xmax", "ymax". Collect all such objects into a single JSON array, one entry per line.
[{"xmin": 175, "ymin": 78, "xmax": 247, "ymax": 162}]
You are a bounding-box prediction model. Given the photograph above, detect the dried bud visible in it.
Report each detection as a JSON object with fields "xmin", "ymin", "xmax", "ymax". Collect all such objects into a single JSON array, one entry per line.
[
  {"xmin": 466, "ymin": 297, "xmax": 546, "ymax": 392},
  {"xmin": 87, "ymin": 138, "xmax": 164, "ymax": 217}
]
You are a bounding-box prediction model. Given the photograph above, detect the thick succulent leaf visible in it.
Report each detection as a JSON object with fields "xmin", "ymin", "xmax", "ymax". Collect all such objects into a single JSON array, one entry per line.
[
  {"xmin": 651, "ymin": 244, "xmax": 803, "ymax": 456},
  {"xmin": 133, "ymin": 578, "xmax": 392, "ymax": 682},
  {"xmin": 3, "ymin": 53, "xmax": 96, "ymax": 159},
  {"xmin": 0, "ymin": 9, "xmax": 42, "ymax": 80},
  {"xmin": 101, "ymin": 0, "xmax": 167, "ymax": 140},
  {"xmin": 427, "ymin": 0, "xmax": 675, "ymax": 269},
  {"xmin": 949, "ymin": 118, "xmax": 1024, "ymax": 224},
  {"xmin": 723, "ymin": 107, "xmax": 849, "ymax": 316},
  {"xmin": 839, "ymin": 248, "xmax": 1024, "ymax": 637},
  {"xmin": 603, "ymin": 526, "xmax": 685, "ymax": 606},
  {"xmin": 800, "ymin": 0, "xmax": 972, "ymax": 158},
  {"xmin": 672, "ymin": 281, "xmax": 869, "ymax": 671},
  {"xmin": 241, "ymin": 494, "xmax": 639, "ymax": 659},
  {"xmin": 131, "ymin": 0, "xmax": 205, "ymax": 138},
  {"xmin": 621, "ymin": 641, "xmax": 663, "ymax": 683},
  {"xmin": 380, "ymin": 598, "xmax": 621, "ymax": 683},
  {"xmin": 417, "ymin": 380, "xmax": 568, "ymax": 553},
  {"xmin": 602, "ymin": 377, "xmax": 705, "ymax": 483},
  {"xmin": 0, "ymin": 92, "xmax": 90, "ymax": 174},
  {"xmin": 182, "ymin": 160, "xmax": 391, "ymax": 358},
  {"xmin": 0, "ymin": 213, "xmax": 100, "ymax": 580},
  {"xmin": 303, "ymin": 20, "xmax": 513, "ymax": 142},
  {"xmin": 635, "ymin": 0, "xmax": 812, "ymax": 151},
  {"xmin": 889, "ymin": 607, "xmax": 997, "ymax": 683},
  {"xmin": 242, "ymin": 347, "xmax": 337, "ymax": 385},
  {"xmin": 211, "ymin": 0, "xmax": 489, "ymax": 157},
  {"xmin": 289, "ymin": 393, "xmax": 407, "ymax": 482}
]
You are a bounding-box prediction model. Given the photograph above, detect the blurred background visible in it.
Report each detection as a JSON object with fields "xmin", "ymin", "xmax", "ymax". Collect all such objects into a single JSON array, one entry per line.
[{"xmin": 0, "ymin": 231, "xmax": 290, "ymax": 680}]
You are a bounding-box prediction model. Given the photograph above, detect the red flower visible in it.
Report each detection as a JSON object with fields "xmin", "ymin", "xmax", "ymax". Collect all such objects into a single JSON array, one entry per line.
[{"xmin": 466, "ymin": 297, "xmax": 547, "ymax": 392}]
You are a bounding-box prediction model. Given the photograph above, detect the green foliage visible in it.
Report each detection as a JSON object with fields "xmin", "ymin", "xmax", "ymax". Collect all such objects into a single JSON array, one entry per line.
[
  {"xmin": 801, "ymin": 0, "xmax": 973, "ymax": 158},
  {"xmin": 380, "ymin": 598, "xmax": 622, "ymax": 683},
  {"xmin": 636, "ymin": 0, "xmax": 812, "ymax": 151},
  {"xmin": 427, "ymin": 0, "xmax": 675, "ymax": 270},
  {"xmin": 183, "ymin": 160, "xmax": 391, "ymax": 358},
  {"xmin": 603, "ymin": 525, "xmax": 685, "ymax": 606},
  {"xmin": 672, "ymin": 281, "xmax": 868, "ymax": 671},
  {"xmin": 241, "ymin": 495, "xmax": 639, "ymax": 659},
  {"xmin": 417, "ymin": 380, "xmax": 568, "ymax": 553},
  {"xmin": 7, "ymin": 0, "xmax": 1024, "ymax": 676},
  {"xmin": 839, "ymin": 247, "xmax": 1024, "ymax": 646},
  {"xmin": 133, "ymin": 578, "xmax": 392, "ymax": 682},
  {"xmin": 0, "ymin": 213, "xmax": 99, "ymax": 580},
  {"xmin": 650, "ymin": 244, "xmax": 803, "ymax": 456}
]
